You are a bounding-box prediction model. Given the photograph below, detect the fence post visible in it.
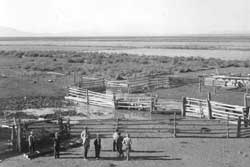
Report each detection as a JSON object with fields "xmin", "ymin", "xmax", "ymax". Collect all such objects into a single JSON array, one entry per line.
[
  {"xmin": 103, "ymin": 78, "xmax": 105, "ymax": 90},
  {"xmin": 236, "ymin": 116, "xmax": 242, "ymax": 138},
  {"xmin": 17, "ymin": 118, "xmax": 22, "ymax": 152},
  {"xmin": 181, "ymin": 96, "xmax": 186, "ymax": 117},
  {"xmin": 67, "ymin": 118, "xmax": 70, "ymax": 138},
  {"xmin": 212, "ymin": 80, "xmax": 216, "ymax": 94},
  {"xmin": 11, "ymin": 124, "xmax": 16, "ymax": 151},
  {"xmin": 227, "ymin": 113, "xmax": 229, "ymax": 138},
  {"xmin": 73, "ymin": 71, "xmax": 76, "ymax": 85},
  {"xmin": 199, "ymin": 78, "xmax": 202, "ymax": 93},
  {"xmin": 113, "ymin": 93, "xmax": 117, "ymax": 110},
  {"xmin": 86, "ymin": 89, "xmax": 89, "ymax": 104},
  {"xmin": 243, "ymin": 93, "xmax": 249, "ymax": 127},
  {"xmin": 150, "ymin": 94, "xmax": 153, "ymax": 113},
  {"xmin": 173, "ymin": 112, "xmax": 176, "ymax": 138},
  {"xmin": 115, "ymin": 117, "xmax": 119, "ymax": 131},
  {"xmin": 207, "ymin": 92, "xmax": 212, "ymax": 119},
  {"xmin": 58, "ymin": 117, "xmax": 63, "ymax": 135}
]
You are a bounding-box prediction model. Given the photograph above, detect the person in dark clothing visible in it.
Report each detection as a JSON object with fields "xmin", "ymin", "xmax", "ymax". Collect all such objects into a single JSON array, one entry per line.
[
  {"xmin": 116, "ymin": 132, "xmax": 124, "ymax": 158},
  {"xmin": 28, "ymin": 131, "xmax": 35, "ymax": 154},
  {"xmin": 93, "ymin": 133, "xmax": 101, "ymax": 159},
  {"xmin": 54, "ymin": 132, "xmax": 60, "ymax": 159}
]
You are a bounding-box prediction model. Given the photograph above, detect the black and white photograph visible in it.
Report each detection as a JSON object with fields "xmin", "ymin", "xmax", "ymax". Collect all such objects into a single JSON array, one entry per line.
[{"xmin": 0, "ymin": 0, "xmax": 250, "ymax": 166}]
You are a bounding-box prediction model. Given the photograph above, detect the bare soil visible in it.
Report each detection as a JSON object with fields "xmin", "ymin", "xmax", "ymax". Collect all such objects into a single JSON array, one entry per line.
[{"xmin": 1, "ymin": 137, "xmax": 250, "ymax": 167}]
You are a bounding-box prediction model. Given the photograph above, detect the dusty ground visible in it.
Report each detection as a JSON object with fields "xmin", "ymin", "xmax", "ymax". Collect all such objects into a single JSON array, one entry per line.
[{"xmin": 1, "ymin": 137, "xmax": 250, "ymax": 167}]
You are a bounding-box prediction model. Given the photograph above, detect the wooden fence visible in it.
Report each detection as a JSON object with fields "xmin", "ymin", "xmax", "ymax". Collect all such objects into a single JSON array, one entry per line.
[
  {"xmin": 63, "ymin": 116, "xmax": 241, "ymax": 139},
  {"xmin": 106, "ymin": 74, "xmax": 170, "ymax": 93},
  {"xmin": 66, "ymin": 87, "xmax": 182, "ymax": 113},
  {"xmin": 204, "ymin": 75, "xmax": 250, "ymax": 89},
  {"xmin": 78, "ymin": 77, "xmax": 105, "ymax": 91},
  {"xmin": 66, "ymin": 87, "xmax": 157, "ymax": 111},
  {"xmin": 237, "ymin": 117, "xmax": 250, "ymax": 137},
  {"xmin": 4, "ymin": 115, "xmax": 250, "ymax": 156},
  {"xmin": 175, "ymin": 118, "xmax": 237, "ymax": 138},
  {"xmin": 182, "ymin": 95, "xmax": 247, "ymax": 123},
  {"xmin": 182, "ymin": 97, "xmax": 209, "ymax": 118},
  {"xmin": 116, "ymin": 94, "xmax": 154, "ymax": 111},
  {"xmin": 65, "ymin": 87, "xmax": 115, "ymax": 108},
  {"xmin": 7, "ymin": 118, "xmax": 70, "ymax": 153}
]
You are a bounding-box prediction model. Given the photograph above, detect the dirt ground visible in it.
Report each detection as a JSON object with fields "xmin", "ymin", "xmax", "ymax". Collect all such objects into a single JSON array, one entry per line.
[{"xmin": 1, "ymin": 137, "xmax": 250, "ymax": 167}]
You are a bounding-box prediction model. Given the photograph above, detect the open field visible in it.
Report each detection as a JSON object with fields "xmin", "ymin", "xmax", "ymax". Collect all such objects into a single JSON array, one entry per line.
[{"xmin": 1, "ymin": 36, "xmax": 250, "ymax": 60}]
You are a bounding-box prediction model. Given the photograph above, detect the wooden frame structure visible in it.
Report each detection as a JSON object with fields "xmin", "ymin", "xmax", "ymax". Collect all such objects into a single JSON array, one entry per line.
[
  {"xmin": 182, "ymin": 94, "xmax": 247, "ymax": 124},
  {"xmin": 106, "ymin": 74, "xmax": 170, "ymax": 93}
]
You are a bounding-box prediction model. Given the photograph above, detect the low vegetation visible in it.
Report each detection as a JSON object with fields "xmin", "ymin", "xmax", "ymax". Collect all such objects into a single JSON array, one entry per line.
[{"xmin": 1, "ymin": 50, "xmax": 250, "ymax": 79}]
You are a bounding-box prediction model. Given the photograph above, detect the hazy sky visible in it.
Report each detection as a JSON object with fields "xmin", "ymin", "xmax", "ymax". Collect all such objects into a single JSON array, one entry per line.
[{"xmin": 0, "ymin": 0, "xmax": 250, "ymax": 35}]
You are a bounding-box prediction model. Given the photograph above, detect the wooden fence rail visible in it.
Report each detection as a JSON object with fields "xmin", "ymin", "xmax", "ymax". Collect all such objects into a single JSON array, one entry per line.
[
  {"xmin": 65, "ymin": 87, "xmax": 115, "ymax": 108},
  {"xmin": 106, "ymin": 74, "xmax": 170, "ymax": 93},
  {"xmin": 5, "ymin": 115, "xmax": 250, "ymax": 154},
  {"xmin": 182, "ymin": 94, "xmax": 247, "ymax": 124}
]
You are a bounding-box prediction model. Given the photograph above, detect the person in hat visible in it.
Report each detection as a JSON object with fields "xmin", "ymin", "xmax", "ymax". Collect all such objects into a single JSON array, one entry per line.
[
  {"xmin": 81, "ymin": 127, "xmax": 90, "ymax": 160},
  {"xmin": 122, "ymin": 133, "xmax": 132, "ymax": 161},
  {"xmin": 116, "ymin": 132, "xmax": 124, "ymax": 158},
  {"xmin": 53, "ymin": 132, "xmax": 60, "ymax": 159},
  {"xmin": 93, "ymin": 133, "xmax": 101, "ymax": 160},
  {"xmin": 28, "ymin": 131, "xmax": 35, "ymax": 155},
  {"xmin": 112, "ymin": 129, "xmax": 119, "ymax": 151}
]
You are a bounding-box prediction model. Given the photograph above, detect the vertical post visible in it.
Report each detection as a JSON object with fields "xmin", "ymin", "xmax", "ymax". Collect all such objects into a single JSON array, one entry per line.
[
  {"xmin": 207, "ymin": 92, "xmax": 211, "ymax": 101},
  {"xmin": 67, "ymin": 118, "xmax": 70, "ymax": 138},
  {"xmin": 227, "ymin": 113, "xmax": 229, "ymax": 138},
  {"xmin": 127, "ymin": 84, "xmax": 130, "ymax": 94},
  {"xmin": 113, "ymin": 93, "xmax": 117, "ymax": 110},
  {"xmin": 244, "ymin": 93, "xmax": 249, "ymax": 127},
  {"xmin": 11, "ymin": 124, "xmax": 16, "ymax": 151},
  {"xmin": 115, "ymin": 117, "xmax": 119, "ymax": 132},
  {"xmin": 244, "ymin": 93, "xmax": 248, "ymax": 107},
  {"xmin": 199, "ymin": 77, "xmax": 202, "ymax": 93},
  {"xmin": 58, "ymin": 116, "xmax": 63, "ymax": 135},
  {"xmin": 73, "ymin": 71, "xmax": 76, "ymax": 86},
  {"xmin": 113, "ymin": 93, "xmax": 118, "ymax": 120},
  {"xmin": 86, "ymin": 89, "xmax": 89, "ymax": 104},
  {"xmin": 173, "ymin": 112, "xmax": 176, "ymax": 138},
  {"xmin": 236, "ymin": 116, "xmax": 242, "ymax": 138},
  {"xmin": 207, "ymin": 92, "xmax": 212, "ymax": 119},
  {"xmin": 181, "ymin": 96, "xmax": 186, "ymax": 117},
  {"xmin": 213, "ymin": 80, "xmax": 216, "ymax": 94},
  {"xmin": 103, "ymin": 78, "xmax": 105, "ymax": 90},
  {"xmin": 150, "ymin": 94, "xmax": 153, "ymax": 113},
  {"xmin": 17, "ymin": 118, "xmax": 22, "ymax": 152}
]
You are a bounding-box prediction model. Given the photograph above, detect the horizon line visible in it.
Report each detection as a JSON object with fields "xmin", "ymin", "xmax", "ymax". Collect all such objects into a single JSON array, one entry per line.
[{"xmin": 1, "ymin": 33, "xmax": 250, "ymax": 38}]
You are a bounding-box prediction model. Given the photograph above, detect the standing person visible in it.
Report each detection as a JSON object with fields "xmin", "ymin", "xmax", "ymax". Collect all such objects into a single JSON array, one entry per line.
[
  {"xmin": 116, "ymin": 132, "xmax": 124, "ymax": 158},
  {"xmin": 28, "ymin": 131, "xmax": 35, "ymax": 155},
  {"xmin": 93, "ymin": 133, "xmax": 101, "ymax": 160},
  {"xmin": 112, "ymin": 129, "xmax": 119, "ymax": 151},
  {"xmin": 122, "ymin": 133, "xmax": 132, "ymax": 161},
  {"xmin": 81, "ymin": 127, "xmax": 90, "ymax": 160},
  {"xmin": 53, "ymin": 132, "xmax": 60, "ymax": 159}
]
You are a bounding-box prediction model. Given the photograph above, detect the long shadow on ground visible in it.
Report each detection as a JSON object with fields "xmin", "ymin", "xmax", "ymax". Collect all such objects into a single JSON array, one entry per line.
[{"xmin": 0, "ymin": 151, "xmax": 21, "ymax": 162}]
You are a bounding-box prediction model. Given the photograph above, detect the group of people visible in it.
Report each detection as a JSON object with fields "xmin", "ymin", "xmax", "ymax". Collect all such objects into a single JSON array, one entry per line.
[
  {"xmin": 112, "ymin": 129, "xmax": 132, "ymax": 160},
  {"xmin": 81, "ymin": 127, "xmax": 132, "ymax": 161},
  {"xmin": 28, "ymin": 131, "xmax": 60, "ymax": 159},
  {"xmin": 27, "ymin": 127, "xmax": 132, "ymax": 160}
]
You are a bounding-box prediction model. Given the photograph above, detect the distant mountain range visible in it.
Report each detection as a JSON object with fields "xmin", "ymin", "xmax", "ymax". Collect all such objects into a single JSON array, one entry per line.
[
  {"xmin": 0, "ymin": 26, "xmax": 250, "ymax": 37},
  {"xmin": 0, "ymin": 26, "xmax": 34, "ymax": 37}
]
